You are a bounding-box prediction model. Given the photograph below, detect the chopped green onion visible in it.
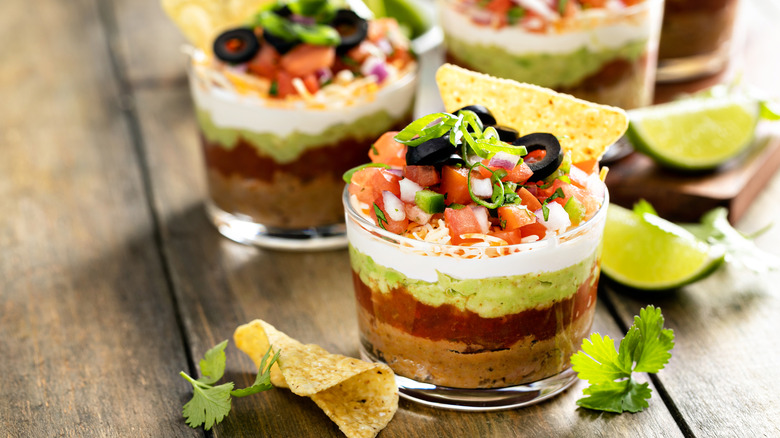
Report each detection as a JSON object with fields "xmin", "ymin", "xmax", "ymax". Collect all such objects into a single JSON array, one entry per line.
[
  {"xmin": 394, "ymin": 113, "xmax": 458, "ymax": 146},
  {"xmin": 292, "ymin": 22, "xmax": 340, "ymax": 46},
  {"xmin": 373, "ymin": 203, "xmax": 388, "ymax": 230},
  {"xmin": 256, "ymin": 11, "xmax": 297, "ymax": 41},
  {"xmin": 342, "ymin": 163, "xmax": 391, "ymax": 183}
]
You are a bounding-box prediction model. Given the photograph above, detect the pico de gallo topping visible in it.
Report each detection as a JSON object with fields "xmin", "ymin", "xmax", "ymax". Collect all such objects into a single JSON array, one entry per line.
[
  {"xmin": 455, "ymin": 0, "xmax": 645, "ymax": 31},
  {"xmin": 198, "ymin": 0, "xmax": 415, "ymax": 101},
  {"xmin": 344, "ymin": 105, "xmax": 606, "ymax": 246}
]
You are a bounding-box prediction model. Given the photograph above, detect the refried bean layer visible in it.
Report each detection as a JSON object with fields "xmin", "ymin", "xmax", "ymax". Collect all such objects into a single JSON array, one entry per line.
[{"xmin": 352, "ymin": 265, "xmax": 599, "ymax": 388}]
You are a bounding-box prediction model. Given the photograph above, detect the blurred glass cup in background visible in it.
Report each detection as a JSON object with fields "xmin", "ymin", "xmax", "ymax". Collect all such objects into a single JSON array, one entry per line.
[
  {"xmin": 656, "ymin": 0, "xmax": 740, "ymax": 82},
  {"xmin": 437, "ymin": 0, "xmax": 664, "ymax": 110}
]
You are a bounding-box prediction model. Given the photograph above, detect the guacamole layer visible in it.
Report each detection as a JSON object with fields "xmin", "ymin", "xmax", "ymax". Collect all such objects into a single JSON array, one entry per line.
[
  {"xmin": 196, "ymin": 107, "xmax": 410, "ymax": 164},
  {"xmin": 349, "ymin": 245, "xmax": 599, "ymax": 319},
  {"xmin": 443, "ymin": 35, "xmax": 648, "ymax": 88}
]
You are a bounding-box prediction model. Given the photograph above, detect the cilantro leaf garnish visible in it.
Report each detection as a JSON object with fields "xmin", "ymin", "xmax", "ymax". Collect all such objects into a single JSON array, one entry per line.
[
  {"xmin": 373, "ymin": 203, "xmax": 388, "ymax": 230},
  {"xmin": 180, "ymin": 341, "xmax": 278, "ymax": 430},
  {"xmin": 571, "ymin": 306, "xmax": 674, "ymax": 413},
  {"xmin": 541, "ymin": 188, "xmax": 566, "ymax": 221}
]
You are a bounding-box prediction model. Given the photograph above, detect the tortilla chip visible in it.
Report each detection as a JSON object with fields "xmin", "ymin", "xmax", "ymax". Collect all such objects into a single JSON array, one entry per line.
[
  {"xmin": 234, "ymin": 320, "xmax": 398, "ymax": 438},
  {"xmin": 162, "ymin": 0, "xmax": 272, "ymax": 52},
  {"xmin": 435, "ymin": 64, "xmax": 628, "ymax": 163}
]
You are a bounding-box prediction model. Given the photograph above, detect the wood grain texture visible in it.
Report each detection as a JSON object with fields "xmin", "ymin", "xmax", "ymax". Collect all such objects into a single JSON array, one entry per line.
[
  {"xmin": 0, "ymin": 0, "xmax": 197, "ymax": 436},
  {"xmin": 128, "ymin": 77, "xmax": 683, "ymax": 438}
]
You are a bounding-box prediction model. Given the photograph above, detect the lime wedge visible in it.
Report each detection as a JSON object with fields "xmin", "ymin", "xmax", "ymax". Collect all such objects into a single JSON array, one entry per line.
[
  {"xmin": 626, "ymin": 96, "xmax": 759, "ymax": 170},
  {"xmin": 602, "ymin": 204, "xmax": 725, "ymax": 290}
]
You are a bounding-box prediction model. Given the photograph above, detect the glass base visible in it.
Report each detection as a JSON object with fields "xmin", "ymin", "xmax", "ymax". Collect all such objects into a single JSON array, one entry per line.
[
  {"xmin": 359, "ymin": 345, "xmax": 578, "ymax": 411},
  {"xmin": 656, "ymin": 45, "xmax": 730, "ymax": 83},
  {"xmin": 205, "ymin": 200, "xmax": 347, "ymax": 251}
]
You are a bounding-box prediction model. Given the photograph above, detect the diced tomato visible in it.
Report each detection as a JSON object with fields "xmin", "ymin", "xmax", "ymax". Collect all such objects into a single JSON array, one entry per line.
[
  {"xmin": 581, "ymin": 0, "xmax": 606, "ymax": 6},
  {"xmin": 387, "ymin": 48, "xmax": 412, "ymax": 67},
  {"xmin": 476, "ymin": 160, "xmax": 532, "ymax": 184},
  {"xmin": 573, "ymin": 159, "xmax": 598, "ymax": 175},
  {"xmin": 346, "ymin": 40, "xmax": 372, "ymax": 64},
  {"xmin": 524, "ymin": 149, "xmax": 546, "ymax": 164},
  {"xmin": 519, "ymin": 221, "xmax": 547, "ymax": 241},
  {"xmin": 348, "ymin": 167, "xmax": 401, "ymax": 204},
  {"xmin": 369, "ymin": 131, "xmax": 406, "ymax": 167},
  {"xmin": 280, "ymin": 44, "xmax": 336, "ymax": 77},
  {"xmin": 516, "ymin": 187, "xmax": 542, "ymax": 211},
  {"xmin": 569, "ymin": 164, "xmax": 590, "ymax": 189},
  {"xmin": 497, "ymin": 205, "xmax": 536, "ymax": 231},
  {"xmin": 302, "ymin": 73, "xmax": 319, "ymax": 94},
  {"xmin": 404, "ymin": 165, "xmax": 440, "ymax": 187},
  {"xmin": 275, "ymin": 70, "xmax": 295, "ymax": 98},
  {"xmin": 486, "ymin": 0, "xmax": 513, "ymax": 15},
  {"xmin": 550, "ymin": 179, "xmax": 575, "ymax": 206},
  {"xmin": 569, "ymin": 184, "xmax": 600, "ymax": 217},
  {"xmin": 490, "ymin": 229, "xmax": 523, "ymax": 245},
  {"xmin": 248, "ymin": 44, "xmax": 280, "ymax": 79},
  {"xmin": 371, "ymin": 194, "xmax": 408, "ymax": 234},
  {"xmin": 440, "ymin": 166, "xmax": 473, "ymax": 205},
  {"xmin": 444, "ymin": 207, "xmax": 482, "ymax": 244}
]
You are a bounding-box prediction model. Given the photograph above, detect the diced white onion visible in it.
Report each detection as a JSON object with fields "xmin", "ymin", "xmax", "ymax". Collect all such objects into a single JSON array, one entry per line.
[
  {"xmin": 535, "ymin": 203, "xmax": 570, "ymax": 233},
  {"xmin": 471, "ymin": 178, "xmax": 493, "ymax": 198},
  {"xmin": 399, "ymin": 178, "xmax": 423, "ymax": 203},
  {"xmin": 470, "ymin": 205, "xmax": 490, "ymax": 234},
  {"xmin": 382, "ymin": 191, "xmax": 406, "ymax": 221},
  {"xmin": 405, "ymin": 203, "xmax": 432, "ymax": 225},
  {"xmin": 586, "ymin": 174, "xmax": 606, "ymax": 200}
]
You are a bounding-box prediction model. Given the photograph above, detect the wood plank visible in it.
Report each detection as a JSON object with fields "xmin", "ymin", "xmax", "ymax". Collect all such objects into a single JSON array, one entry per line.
[
  {"xmin": 129, "ymin": 74, "xmax": 684, "ymax": 438},
  {"xmin": 0, "ymin": 0, "xmax": 197, "ymax": 436}
]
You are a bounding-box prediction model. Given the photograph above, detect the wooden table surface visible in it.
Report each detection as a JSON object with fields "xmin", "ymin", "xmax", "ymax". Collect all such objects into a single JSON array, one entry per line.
[{"xmin": 2, "ymin": 0, "xmax": 779, "ymax": 437}]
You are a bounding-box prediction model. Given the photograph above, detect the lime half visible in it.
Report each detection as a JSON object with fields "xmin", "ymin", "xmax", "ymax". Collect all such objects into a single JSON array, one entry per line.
[
  {"xmin": 602, "ymin": 204, "xmax": 725, "ymax": 290},
  {"xmin": 627, "ymin": 96, "xmax": 759, "ymax": 170}
]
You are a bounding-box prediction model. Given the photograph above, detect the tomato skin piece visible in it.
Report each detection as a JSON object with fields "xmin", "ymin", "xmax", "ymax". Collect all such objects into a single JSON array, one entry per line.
[
  {"xmin": 516, "ymin": 187, "xmax": 542, "ymax": 211},
  {"xmin": 248, "ymin": 44, "xmax": 280, "ymax": 79},
  {"xmin": 490, "ymin": 229, "xmax": 523, "ymax": 245},
  {"xmin": 440, "ymin": 166, "xmax": 472, "ymax": 205},
  {"xmin": 444, "ymin": 207, "xmax": 482, "ymax": 244},
  {"xmin": 275, "ymin": 70, "xmax": 296, "ymax": 98},
  {"xmin": 371, "ymin": 195, "xmax": 408, "ymax": 234},
  {"xmin": 404, "ymin": 165, "xmax": 440, "ymax": 187},
  {"xmin": 348, "ymin": 167, "xmax": 401, "ymax": 204},
  {"xmin": 369, "ymin": 132, "xmax": 406, "ymax": 167},
  {"xmin": 476, "ymin": 160, "xmax": 532, "ymax": 184},
  {"xmin": 497, "ymin": 205, "xmax": 536, "ymax": 230},
  {"xmin": 519, "ymin": 221, "xmax": 547, "ymax": 241},
  {"xmin": 280, "ymin": 44, "xmax": 336, "ymax": 77}
]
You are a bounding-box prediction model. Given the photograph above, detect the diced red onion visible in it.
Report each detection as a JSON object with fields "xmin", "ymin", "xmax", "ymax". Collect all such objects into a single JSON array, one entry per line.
[
  {"xmin": 470, "ymin": 205, "xmax": 490, "ymax": 234},
  {"xmin": 405, "ymin": 203, "xmax": 432, "ymax": 225},
  {"xmin": 377, "ymin": 39, "xmax": 393, "ymax": 55},
  {"xmin": 290, "ymin": 14, "xmax": 316, "ymax": 25},
  {"xmin": 399, "ymin": 178, "xmax": 423, "ymax": 203},
  {"xmin": 361, "ymin": 56, "xmax": 388, "ymax": 83},
  {"xmin": 386, "ymin": 168, "xmax": 403, "ymax": 178},
  {"xmin": 471, "ymin": 178, "xmax": 493, "ymax": 198},
  {"xmin": 315, "ymin": 67, "xmax": 333, "ymax": 84},
  {"xmin": 225, "ymin": 64, "xmax": 248, "ymax": 73},
  {"xmin": 488, "ymin": 151, "xmax": 521, "ymax": 170},
  {"xmin": 383, "ymin": 191, "xmax": 406, "ymax": 221},
  {"xmin": 534, "ymin": 203, "xmax": 571, "ymax": 233}
]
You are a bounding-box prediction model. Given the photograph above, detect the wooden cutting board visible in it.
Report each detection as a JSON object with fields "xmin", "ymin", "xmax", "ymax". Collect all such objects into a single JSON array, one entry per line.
[{"xmin": 604, "ymin": 131, "xmax": 780, "ymax": 223}]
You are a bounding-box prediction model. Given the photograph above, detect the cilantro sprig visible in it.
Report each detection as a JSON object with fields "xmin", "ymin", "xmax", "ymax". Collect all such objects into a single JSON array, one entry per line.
[
  {"xmin": 180, "ymin": 341, "xmax": 279, "ymax": 430},
  {"xmin": 571, "ymin": 306, "xmax": 675, "ymax": 413}
]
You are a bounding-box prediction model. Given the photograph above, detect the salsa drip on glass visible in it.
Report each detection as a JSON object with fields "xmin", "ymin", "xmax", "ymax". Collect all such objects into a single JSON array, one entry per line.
[{"xmin": 344, "ymin": 105, "xmax": 606, "ymax": 248}]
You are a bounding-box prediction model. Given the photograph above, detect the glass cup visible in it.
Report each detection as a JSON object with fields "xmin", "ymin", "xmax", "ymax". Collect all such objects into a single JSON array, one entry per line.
[
  {"xmin": 437, "ymin": 0, "xmax": 663, "ymax": 110},
  {"xmin": 344, "ymin": 187, "xmax": 608, "ymax": 410},
  {"xmin": 656, "ymin": 0, "xmax": 740, "ymax": 82},
  {"xmin": 187, "ymin": 52, "xmax": 417, "ymax": 250}
]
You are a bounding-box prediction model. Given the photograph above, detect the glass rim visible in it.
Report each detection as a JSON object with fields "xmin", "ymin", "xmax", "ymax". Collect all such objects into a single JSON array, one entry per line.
[{"xmin": 342, "ymin": 184, "xmax": 609, "ymax": 252}]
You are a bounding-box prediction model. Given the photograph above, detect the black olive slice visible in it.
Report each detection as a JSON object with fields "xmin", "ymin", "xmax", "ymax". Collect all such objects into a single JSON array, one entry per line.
[
  {"xmin": 213, "ymin": 28, "xmax": 261, "ymax": 64},
  {"xmin": 331, "ymin": 9, "xmax": 369, "ymax": 55},
  {"xmin": 513, "ymin": 133, "xmax": 562, "ymax": 182},
  {"xmin": 493, "ymin": 125, "xmax": 519, "ymax": 143},
  {"xmin": 406, "ymin": 136, "xmax": 454, "ymax": 166},
  {"xmin": 453, "ymin": 105, "xmax": 497, "ymax": 127}
]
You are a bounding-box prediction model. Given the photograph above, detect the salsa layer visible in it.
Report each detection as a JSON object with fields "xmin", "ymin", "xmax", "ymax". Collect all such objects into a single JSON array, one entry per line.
[{"xmin": 196, "ymin": 108, "xmax": 412, "ymax": 164}]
